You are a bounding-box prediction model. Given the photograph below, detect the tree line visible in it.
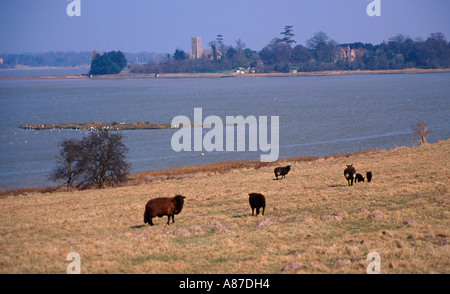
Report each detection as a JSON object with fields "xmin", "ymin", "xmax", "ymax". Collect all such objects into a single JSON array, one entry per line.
[
  {"xmin": 0, "ymin": 51, "xmax": 92, "ymax": 68},
  {"xmin": 0, "ymin": 51, "xmax": 160, "ymax": 69},
  {"xmin": 130, "ymin": 27, "xmax": 450, "ymax": 74},
  {"xmin": 2, "ymin": 27, "xmax": 449, "ymax": 74}
]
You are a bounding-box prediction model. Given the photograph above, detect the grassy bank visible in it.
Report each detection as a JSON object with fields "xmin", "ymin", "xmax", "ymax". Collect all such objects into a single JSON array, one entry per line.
[{"xmin": 0, "ymin": 140, "xmax": 448, "ymax": 273}]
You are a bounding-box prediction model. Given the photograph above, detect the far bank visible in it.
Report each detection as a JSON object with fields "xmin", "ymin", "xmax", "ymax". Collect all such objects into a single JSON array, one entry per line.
[{"xmin": 1, "ymin": 68, "xmax": 450, "ymax": 80}]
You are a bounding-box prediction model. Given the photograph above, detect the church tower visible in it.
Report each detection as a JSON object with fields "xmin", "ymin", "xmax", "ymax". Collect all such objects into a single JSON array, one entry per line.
[{"xmin": 190, "ymin": 37, "xmax": 203, "ymax": 59}]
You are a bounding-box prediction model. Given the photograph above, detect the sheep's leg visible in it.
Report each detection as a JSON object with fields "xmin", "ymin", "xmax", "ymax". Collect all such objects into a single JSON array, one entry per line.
[
  {"xmin": 262, "ymin": 207, "xmax": 265, "ymax": 216},
  {"xmin": 167, "ymin": 216, "xmax": 171, "ymax": 225},
  {"xmin": 172, "ymin": 215, "xmax": 175, "ymax": 224},
  {"xmin": 252, "ymin": 208, "xmax": 255, "ymax": 216},
  {"xmin": 256, "ymin": 208, "xmax": 260, "ymax": 216},
  {"xmin": 149, "ymin": 218, "xmax": 154, "ymax": 226}
]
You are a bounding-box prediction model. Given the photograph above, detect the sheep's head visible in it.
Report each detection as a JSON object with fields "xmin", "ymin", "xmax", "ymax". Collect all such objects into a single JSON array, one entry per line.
[{"xmin": 173, "ymin": 195, "xmax": 186, "ymax": 206}]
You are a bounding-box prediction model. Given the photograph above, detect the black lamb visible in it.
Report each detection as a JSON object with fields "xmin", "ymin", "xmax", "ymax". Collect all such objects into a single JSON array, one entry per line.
[
  {"xmin": 355, "ymin": 173, "xmax": 365, "ymax": 183},
  {"xmin": 274, "ymin": 165, "xmax": 291, "ymax": 180},
  {"xmin": 248, "ymin": 193, "xmax": 266, "ymax": 216},
  {"xmin": 366, "ymin": 171, "xmax": 372, "ymax": 182}
]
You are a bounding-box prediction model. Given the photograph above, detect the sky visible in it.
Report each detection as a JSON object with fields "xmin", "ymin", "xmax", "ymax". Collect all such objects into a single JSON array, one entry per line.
[{"xmin": 0, "ymin": 0, "xmax": 449, "ymax": 54}]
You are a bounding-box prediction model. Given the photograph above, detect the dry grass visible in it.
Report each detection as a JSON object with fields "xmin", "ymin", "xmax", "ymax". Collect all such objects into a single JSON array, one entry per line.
[{"xmin": 0, "ymin": 140, "xmax": 449, "ymax": 274}]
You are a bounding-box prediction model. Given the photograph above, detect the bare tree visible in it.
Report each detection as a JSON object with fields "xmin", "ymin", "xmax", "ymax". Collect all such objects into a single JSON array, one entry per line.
[
  {"xmin": 411, "ymin": 120, "xmax": 432, "ymax": 145},
  {"xmin": 49, "ymin": 138, "xmax": 83, "ymax": 187},
  {"xmin": 50, "ymin": 130, "xmax": 130, "ymax": 189}
]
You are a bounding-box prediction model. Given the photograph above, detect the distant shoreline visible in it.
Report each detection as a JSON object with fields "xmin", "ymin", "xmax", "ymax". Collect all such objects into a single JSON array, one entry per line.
[{"xmin": 1, "ymin": 68, "xmax": 449, "ymax": 80}]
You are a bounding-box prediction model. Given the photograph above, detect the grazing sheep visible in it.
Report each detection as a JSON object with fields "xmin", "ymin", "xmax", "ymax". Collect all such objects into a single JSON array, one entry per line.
[
  {"xmin": 344, "ymin": 164, "xmax": 356, "ymax": 186},
  {"xmin": 366, "ymin": 171, "xmax": 372, "ymax": 182},
  {"xmin": 248, "ymin": 193, "xmax": 266, "ymax": 216},
  {"xmin": 274, "ymin": 165, "xmax": 291, "ymax": 180},
  {"xmin": 143, "ymin": 195, "xmax": 186, "ymax": 226},
  {"xmin": 355, "ymin": 173, "xmax": 365, "ymax": 183}
]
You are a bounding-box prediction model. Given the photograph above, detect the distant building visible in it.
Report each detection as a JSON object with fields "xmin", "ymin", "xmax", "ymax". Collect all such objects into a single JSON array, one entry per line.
[
  {"xmin": 202, "ymin": 49, "xmax": 223, "ymax": 60},
  {"xmin": 334, "ymin": 46, "xmax": 366, "ymax": 63},
  {"xmin": 334, "ymin": 46, "xmax": 356, "ymax": 63},
  {"xmin": 0, "ymin": 58, "xmax": 3, "ymax": 65},
  {"xmin": 190, "ymin": 37, "xmax": 203, "ymax": 59},
  {"xmin": 190, "ymin": 36, "xmax": 222, "ymax": 60}
]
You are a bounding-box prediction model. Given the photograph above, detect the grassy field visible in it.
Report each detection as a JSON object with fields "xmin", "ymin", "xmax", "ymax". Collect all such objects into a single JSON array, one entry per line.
[{"xmin": 0, "ymin": 140, "xmax": 449, "ymax": 274}]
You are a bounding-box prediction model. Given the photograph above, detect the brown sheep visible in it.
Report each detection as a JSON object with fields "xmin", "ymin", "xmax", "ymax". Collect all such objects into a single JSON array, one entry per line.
[
  {"xmin": 344, "ymin": 164, "xmax": 356, "ymax": 186},
  {"xmin": 249, "ymin": 193, "xmax": 266, "ymax": 216},
  {"xmin": 143, "ymin": 195, "xmax": 186, "ymax": 226},
  {"xmin": 274, "ymin": 165, "xmax": 291, "ymax": 180}
]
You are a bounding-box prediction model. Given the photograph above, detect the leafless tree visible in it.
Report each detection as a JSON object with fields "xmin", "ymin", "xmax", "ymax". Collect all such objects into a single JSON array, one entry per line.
[
  {"xmin": 50, "ymin": 130, "xmax": 129, "ymax": 189},
  {"xmin": 411, "ymin": 120, "xmax": 432, "ymax": 145}
]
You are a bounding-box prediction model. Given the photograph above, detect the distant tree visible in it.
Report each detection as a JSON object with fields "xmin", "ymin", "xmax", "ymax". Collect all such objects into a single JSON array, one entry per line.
[
  {"xmin": 216, "ymin": 34, "xmax": 224, "ymax": 47},
  {"xmin": 281, "ymin": 25, "xmax": 296, "ymax": 45},
  {"xmin": 417, "ymin": 33, "xmax": 450, "ymax": 68},
  {"xmin": 306, "ymin": 32, "xmax": 337, "ymax": 63},
  {"xmin": 411, "ymin": 120, "xmax": 432, "ymax": 145},
  {"xmin": 208, "ymin": 40, "xmax": 218, "ymax": 62},
  {"xmin": 89, "ymin": 51, "xmax": 127, "ymax": 75},
  {"xmin": 235, "ymin": 38, "xmax": 246, "ymax": 53},
  {"xmin": 291, "ymin": 44, "xmax": 312, "ymax": 64},
  {"xmin": 306, "ymin": 31, "xmax": 330, "ymax": 51},
  {"xmin": 50, "ymin": 130, "xmax": 129, "ymax": 189},
  {"xmin": 173, "ymin": 49, "xmax": 187, "ymax": 60},
  {"xmin": 260, "ymin": 38, "xmax": 292, "ymax": 70},
  {"xmin": 105, "ymin": 51, "xmax": 127, "ymax": 70}
]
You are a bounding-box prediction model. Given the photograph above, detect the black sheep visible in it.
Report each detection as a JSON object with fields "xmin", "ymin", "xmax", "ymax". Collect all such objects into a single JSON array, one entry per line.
[
  {"xmin": 344, "ymin": 164, "xmax": 356, "ymax": 186},
  {"xmin": 274, "ymin": 165, "xmax": 291, "ymax": 180},
  {"xmin": 248, "ymin": 193, "xmax": 266, "ymax": 216},
  {"xmin": 366, "ymin": 171, "xmax": 372, "ymax": 182},
  {"xmin": 143, "ymin": 195, "xmax": 186, "ymax": 226},
  {"xmin": 355, "ymin": 173, "xmax": 365, "ymax": 183}
]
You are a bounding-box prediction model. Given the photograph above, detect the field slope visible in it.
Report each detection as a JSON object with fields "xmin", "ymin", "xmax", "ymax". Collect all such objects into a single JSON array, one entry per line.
[{"xmin": 0, "ymin": 140, "xmax": 449, "ymax": 273}]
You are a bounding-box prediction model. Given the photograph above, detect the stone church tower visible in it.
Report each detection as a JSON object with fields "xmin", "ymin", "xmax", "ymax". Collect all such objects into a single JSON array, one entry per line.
[{"xmin": 190, "ymin": 37, "xmax": 203, "ymax": 59}]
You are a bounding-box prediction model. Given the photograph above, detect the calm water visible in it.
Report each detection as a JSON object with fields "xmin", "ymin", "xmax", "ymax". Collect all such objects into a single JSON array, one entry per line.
[{"xmin": 1, "ymin": 73, "xmax": 449, "ymax": 189}]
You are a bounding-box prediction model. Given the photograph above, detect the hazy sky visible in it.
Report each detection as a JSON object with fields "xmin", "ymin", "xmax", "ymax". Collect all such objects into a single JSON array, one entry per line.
[{"xmin": 1, "ymin": 0, "xmax": 449, "ymax": 54}]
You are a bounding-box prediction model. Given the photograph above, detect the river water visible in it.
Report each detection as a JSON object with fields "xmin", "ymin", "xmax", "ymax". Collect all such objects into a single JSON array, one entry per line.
[{"xmin": 0, "ymin": 72, "xmax": 449, "ymax": 189}]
